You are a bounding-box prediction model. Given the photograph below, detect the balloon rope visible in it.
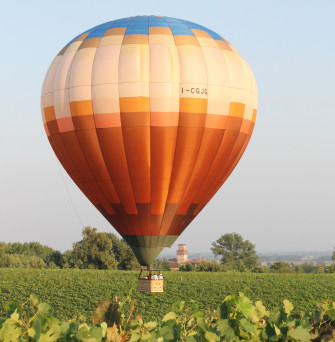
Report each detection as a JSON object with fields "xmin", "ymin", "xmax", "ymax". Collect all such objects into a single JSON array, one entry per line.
[{"xmin": 57, "ymin": 162, "xmax": 85, "ymax": 228}]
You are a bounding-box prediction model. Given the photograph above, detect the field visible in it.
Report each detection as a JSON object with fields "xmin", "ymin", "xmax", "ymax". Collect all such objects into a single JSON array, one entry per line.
[{"xmin": 0, "ymin": 269, "xmax": 334, "ymax": 321}]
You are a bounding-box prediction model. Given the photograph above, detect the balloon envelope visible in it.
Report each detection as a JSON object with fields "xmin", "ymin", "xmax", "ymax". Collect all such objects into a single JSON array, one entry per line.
[{"xmin": 41, "ymin": 16, "xmax": 257, "ymax": 266}]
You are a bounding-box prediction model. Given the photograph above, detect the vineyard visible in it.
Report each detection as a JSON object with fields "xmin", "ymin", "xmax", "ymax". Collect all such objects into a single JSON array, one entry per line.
[{"xmin": 0, "ymin": 269, "xmax": 334, "ymax": 321}]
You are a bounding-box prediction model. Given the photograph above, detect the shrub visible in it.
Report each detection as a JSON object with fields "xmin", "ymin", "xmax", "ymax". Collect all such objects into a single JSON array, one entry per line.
[
  {"xmin": 1, "ymin": 294, "xmax": 335, "ymax": 341},
  {"xmin": 179, "ymin": 262, "xmax": 195, "ymax": 272},
  {"xmin": 198, "ymin": 260, "xmax": 223, "ymax": 272}
]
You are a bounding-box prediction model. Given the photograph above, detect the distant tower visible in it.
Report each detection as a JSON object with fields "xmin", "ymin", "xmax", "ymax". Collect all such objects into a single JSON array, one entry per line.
[{"xmin": 177, "ymin": 244, "xmax": 188, "ymax": 264}]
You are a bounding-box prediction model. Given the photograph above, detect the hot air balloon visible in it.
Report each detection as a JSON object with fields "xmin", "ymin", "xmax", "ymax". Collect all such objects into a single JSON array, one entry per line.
[{"xmin": 41, "ymin": 16, "xmax": 257, "ymax": 288}]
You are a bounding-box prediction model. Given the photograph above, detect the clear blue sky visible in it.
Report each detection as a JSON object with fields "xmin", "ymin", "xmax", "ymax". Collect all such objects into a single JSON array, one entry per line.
[{"xmin": 1, "ymin": 1, "xmax": 334, "ymax": 255}]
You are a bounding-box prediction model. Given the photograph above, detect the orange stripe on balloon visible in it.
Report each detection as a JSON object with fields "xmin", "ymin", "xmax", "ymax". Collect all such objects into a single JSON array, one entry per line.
[
  {"xmin": 240, "ymin": 119, "xmax": 252, "ymax": 134},
  {"xmin": 57, "ymin": 117, "xmax": 75, "ymax": 132},
  {"xmin": 150, "ymin": 112, "xmax": 179, "ymax": 126},
  {"xmin": 122, "ymin": 35, "xmax": 148, "ymax": 45},
  {"xmin": 205, "ymin": 114, "xmax": 228, "ymax": 129},
  {"xmin": 70, "ymin": 100, "xmax": 94, "ymax": 116},
  {"xmin": 47, "ymin": 120, "xmax": 59, "ymax": 135},
  {"xmin": 79, "ymin": 38, "xmax": 101, "ymax": 49},
  {"xmin": 249, "ymin": 122, "xmax": 255, "ymax": 135},
  {"xmin": 44, "ymin": 106, "xmax": 56, "ymax": 121},
  {"xmin": 149, "ymin": 27, "xmax": 172, "ymax": 35},
  {"xmin": 179, "ymin": 98, "xmax": 207, "ymax": 113},
  {"xmin": 228, "ymin": 102, "xmax": 245, "ymax": 118},
  {"xmin": 94, "ymin": 113, "xmax": 121, "ymax": 128},
  {"xmin": 191, "ymin": 29, "xmax": 212, "ymax": 38},
  {"xmin": 252, "ymin": 108, "xmax": 257, "ymax": 123},
  {"xmin": 215, "ymin": 40, "xmax": 232, "ymax": 51},
  {"xmin": 177, "ymin": 127, "xmax": 225, "ymax": 214},
  {"xmin": 44, "ymin": 123, "xmax": 50, "ymax": 137},
  {"xmin": 151, "ymin": 126, "xmax": 178, "ymax": 215},
  {"xmin": 103, "ymin": 27, "xmax": 127, "ymax": 36},
  {"xmin": 119, "ymin": 97, "xmax": 150, "ymax": 112},
  {"xmin": 95, "ymin": 127, "xmax": 138, "ymax": 214},
  {"xmin": 174, "ymin": 35, "xmax": 199, "ymax": 46}
]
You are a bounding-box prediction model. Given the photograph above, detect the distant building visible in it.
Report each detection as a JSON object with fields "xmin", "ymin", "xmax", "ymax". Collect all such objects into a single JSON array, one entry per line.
[
  {"xmin": 169, "ymin": 262, "xmax": 180, "ymax": 271},
  {"xmin": 177, "ymin": 244, "xmax": 188, "ymax": 264},
  {"xmin": 168, "ymin": 244, "xmax": 213, "ymax": 270}
]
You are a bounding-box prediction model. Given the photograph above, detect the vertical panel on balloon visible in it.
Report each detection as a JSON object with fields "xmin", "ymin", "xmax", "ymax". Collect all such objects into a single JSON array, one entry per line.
[
  {"xmin": 192, "ymin": 116, "xmax": 244, "ymax": 215},
  {"xmin": 48, "ymin": 134, "xmax": 100, "ymax": 207},
  {"xmin": 193, "ymin": 131, "xmax": 250, "ymax": 216},
  {"xmin": 192, "ymin": 126, "xmax": 240, "ymax": 206},
  {"xmin": 118, "ymin": 36, "xmax": 150, "ymax": 235},
  {"xmin": 52, "ymin": 49, "xmax": 78, "ymax": 122},
  {"xmin": 164, "ymin": 36, "xmax": 208, "ymax": 236},
  {"xmin": 148, "ymin": 24, "xmax": 181, "ymax": 237},
  {"xmin": 68, "ymin": 44, "xmax": 124, "ymax": 225},
  {"xmin": 176, "ymin": 34, "xmax": 230, "ymax": 216},
  {"xmin": 43, "ymin": 42, "xmax": 119, "ymax": 225},
  {"xmin": 91, "ymin": 30, "xmax": 140, "ymax": 232},
  {"xmin": 59, "ymin": 131, "xmax": 117, "ymax": 216}
]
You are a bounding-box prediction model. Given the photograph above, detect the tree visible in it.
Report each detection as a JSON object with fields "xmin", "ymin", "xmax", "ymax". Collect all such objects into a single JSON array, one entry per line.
[
  {"xmin": 153, "ymin": 258, "xmax": 171, "ymax": 271},
  {"xmin": 301, "ymin": 263, "xmax": 318, "ymax": 274},
  {"xmin": 270, "ymin": 262, "xmax": 294, "ymax": 273},
  {"xmin": 211, "ymin": 233, "xmax": 258, "ymax": 270},
  {"xmin": 71, "ymin": 227, "xmax": 117, "ymax": 270},
  {"xmin": 106, "ymin": 233, "xmax": 138, "ymax": 270},
  {"xmin": 179, "ymin": 262, "xmax": 194, "ymax": 272},
  {"xmin": 332, "ymin": 247, "xmax": 335, "ymax": 261},
  {"xmin": 252, "ymin": 266, "xmax": 270, "ymax": 273},
  {"xmin": 45, "ymin": 250, "xmax": 63, "ymax": 268},
  {"xmin": 198, "ymin": 260, "xmax": 222, "ymax": 272}
]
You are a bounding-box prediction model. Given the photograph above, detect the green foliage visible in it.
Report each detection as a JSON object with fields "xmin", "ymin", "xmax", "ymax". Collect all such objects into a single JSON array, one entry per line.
[
  {"xmin": 270, "ymin": 262, "xmax": 295, "ymax": 273},
  {"xmin": 0, "ymin": 242, "xmax": 57, "ymax": 269},
  {"xmin": 252, "ymin": 266, "xmax": 270, "ymax": 273},
  {"xmin": 197, "ymin": 260, "xmax": 222, "ymax": 272},
  {"xmin": 106, "ymin": 233, "xmax": 138, "ymax": 270},
  {"xmin": 211, "ymin": 233, "xmax": 258, "ymax": 271},
  {"xmin": 0, "ymin": 254, "xmax": 47, "ymax": 269},
  {"xmin": 71, "ymin": 227, "xmax": 118, "ymax": 270},
  {"xmin": 1, "ymin": 269, "xmax": 335, "ymax": 324},
  {"xmin": 179, "ymin": 263, "xmax": 195, "ymax": 272},
  {"xmin": 0, "ymin": 228, "xmax": 138, "ymax": 270},
  {"xmin": 300, "ymin": 263, "xmax": 319, "ymax": 274},
  {"xmin": 153, "ymin": 258, "xmax": 172, "ymax": 271},
  {"xmin": 1, "ymin": 294, "xmax": 335, "ymax": 341},
  {"xmin": 325, "ymin": 265, "xmax": 335, "ymax": 273}
]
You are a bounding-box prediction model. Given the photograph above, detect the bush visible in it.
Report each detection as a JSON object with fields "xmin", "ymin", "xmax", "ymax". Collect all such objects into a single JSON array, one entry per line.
[
  {"xmin": 0, "ymin": 254, "xmax": 46, "ymax": 268},
  {"xmin": 270, "ymin": 261, "xmax": 294, "ymax": 273},
  {"xmin": 252, "ymin": 266, "xmax": 270, "ymax": 273},
  {"xmin": 1, "ymin": 294, "xmax": 335, "ymax": 341},
  {"xmin": 198, "ymin": 260, "xmax": 222, "ymax": 272},
  {"xmin": 179, "ymin": 262, "xmax": 195, "ymax": 272}
]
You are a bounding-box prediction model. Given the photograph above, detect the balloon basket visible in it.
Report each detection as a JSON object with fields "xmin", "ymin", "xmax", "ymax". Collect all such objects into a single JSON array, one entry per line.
[
  {"xmin": 137, "ymin": 267, "xmax": 164, "ymax": 293},
  {"xmin": 137, "ymin": 279, "xmax": 164, "ymax": 293}
]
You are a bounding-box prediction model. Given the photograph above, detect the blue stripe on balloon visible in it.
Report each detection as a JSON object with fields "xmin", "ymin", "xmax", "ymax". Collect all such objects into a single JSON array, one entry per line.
[
  {"xmin": 125, "ymin": 16, "xmax": 149, "ymax": 35},
  {"xmin": 65, "ymin": 16, "xmax": 223, "ymax": 45},
  {"xmin": 148, "ymin": 15, "xmax": 169, "ymax": 27},
  {"xmin": 66, "ymin": 17, "xmax": 132, "ymax": 44},
  {"xmin": 163, "ymin": 17, "xmax": 194, "ymax": 36},
  {"xmin": 180, "ymin": 19, "xmax": 223, "ymax": 41}
]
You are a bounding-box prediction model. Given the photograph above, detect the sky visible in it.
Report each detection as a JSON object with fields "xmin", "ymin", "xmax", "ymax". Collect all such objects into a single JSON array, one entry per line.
[{"xmin": 0, "ymin": 1, "xmax": 334, "ymax": 256}]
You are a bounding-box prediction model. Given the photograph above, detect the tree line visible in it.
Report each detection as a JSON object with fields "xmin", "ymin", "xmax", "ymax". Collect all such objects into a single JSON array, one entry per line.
[
  {"xmin": 179, "ymin": 232, "xmax": 335, "ymax": 273},
  {"xmin": 179, "ymin": 259, "xmax": 335, "ymax": 273},
  {"xmin": 0, "ymin": 227, "xmax": 139, "ymax": 270},
  {"xmin": 0, "ymin": 228, "xmax": 334, "ymax": 273}
]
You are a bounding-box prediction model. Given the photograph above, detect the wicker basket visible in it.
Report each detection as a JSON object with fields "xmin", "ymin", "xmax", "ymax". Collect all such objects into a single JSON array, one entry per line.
[{"xmin": 137, "ymin": 279, "xmax": 164, "ymax": 292}]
